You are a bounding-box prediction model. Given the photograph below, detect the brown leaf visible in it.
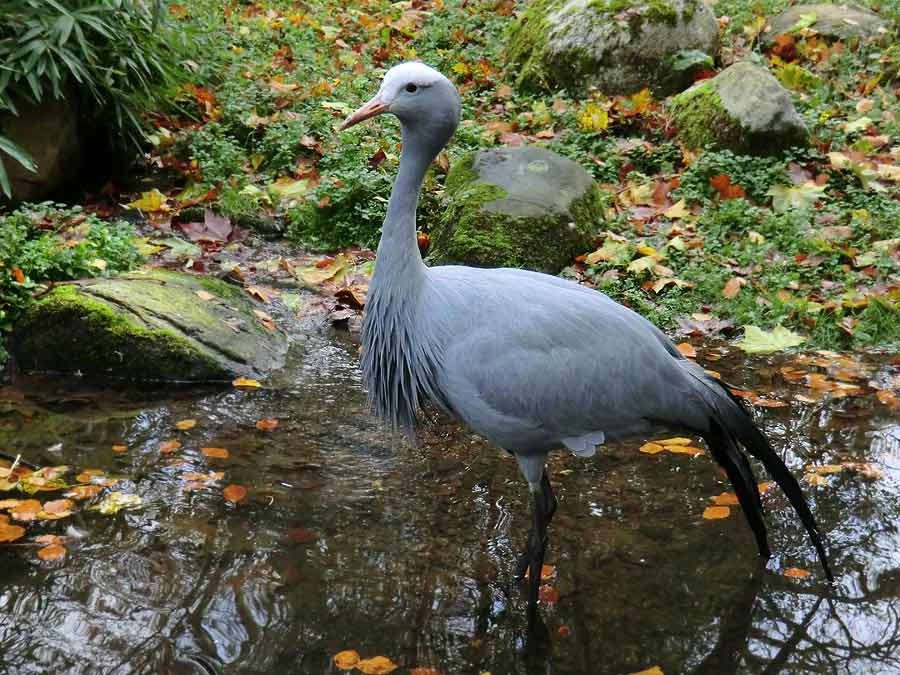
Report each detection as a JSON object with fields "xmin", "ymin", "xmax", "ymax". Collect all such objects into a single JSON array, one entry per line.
[
  {"xmin": 0, "ymin": 520, "xmax": 26, "ymax": 542},
  {"xmin": 334, "ymin": 650, "xmax": 361, "ymax": 670},
  {"xmin": 722, "ymin": 276, "xmax": 745, "ymax": 298},
  {"xmin": 523, "ymin": 563, "xmax": 556, "ymax": 580},
  {"xmin": 42, "ymin": 499, "xmax": 74, "ymax": 515},
  {"xmin": 709, "ymin": 174, "xmax": 746, "ymax": 200},
  {"xmin": 676, "ymin": 342, "xmax": 697, "ymax": 358},
  {"xmin": 356, "ymin": 656, "xmax": 398, "ymax": 674},
  {"xmin": 35, "ymin": 534, "xmax": 63, "ymax": 545},
  {"xmin": 410, "ymin": 668, "xmax": 443, "ymax": 675},
  {"xmin": 538, "ymin": 585, "xmax": 560, "ymax": 604},
  {"xmin": 160, "ymin": 440, "xmax": 182, "ymax": 454},
  {"xmin": 223, "ymin": 484, "xmax": 247, "ymax": 503},
  {"xmin": 703, "ymin": 506, "xmax": 730, "ymax": 519},
  {"xmin": 255, "ymin": 418, "xmax": 279, "ymax": 431},
  {"xmin": 65, "ymin": 485, "xmax": 102, "ymax": 500},
  {"xmin": 175, "ymin": 419, "xmax": 197, "ymax": 430},
  {"xmin": 37, "ymin": 543, "xmax": 67, "ymax": 561},
  {"xmin": 201, "ymin": 447, "xmax": 230, "ymax": 459},
  {"xmin": 784, "ymin": 567, "xmax": 811, "ymax": 578},
  {"xmin": 11, "ymin": 266, "xmax": 25, "ymax": 284},
  {"xmin": 287, "ymin": 527, "xmax": 318, "ymax": 543},
  {"xmin": 111, "ymin": 444, "xmax": 128, "ymax": 453}
]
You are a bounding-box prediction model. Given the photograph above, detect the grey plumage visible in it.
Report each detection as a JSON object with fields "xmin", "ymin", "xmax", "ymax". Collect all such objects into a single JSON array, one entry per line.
[{"xmin": 342, "ymin": 63, "xmax": 832, "ymax": 600}]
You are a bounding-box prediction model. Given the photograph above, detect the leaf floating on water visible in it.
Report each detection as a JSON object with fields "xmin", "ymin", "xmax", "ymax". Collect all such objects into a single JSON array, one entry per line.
[
  {"xmin": 703, "ymin": 506, "xmax": 731, "ymax": 520},
  {"xmin": 657, "ymin": 437, "xmax": 692, "ymax": 446},
  {"xmin": 356, "ymin": 656, "xmax": 398, "ymax": 674},
  {"xmin": 666, "ymin": 445, "xmax": 705, "ymax": 456},
  {"xmin": 10, "ymin": 499, "xmax": 42, "ymax": 521},
  {"xmin": 37, "ymin": 543, "xmax": 67, "ymax": 561},
  {"xmin": 712, "ymin": 491, "xmax": 740, "ymax": 506},
  {"xmin": 160, "ymin": 440, "xmax": 182, "ymax": 454},
  {"xmin": 410, "ymin": 668, "xmax": 443, "ymax": 675},
  {"xmin": 805, "ymin": 473, "xmax": 829, "ymax": 486},
  {"xmin": 111, "ymin": 444, "xmax": 128, "ymax": 453},
  {"xmin": 93, "ymin": 492, "xmax": 142, "ymax": 515},
  {"xmin": 233, "ymin": 377, "xmax": 262, "ymax": 389},
  {"xmin": 523, "ymin": 564, "xmax": 556, "ymax": 581},
  {"xmin": 223, "ymin": 484, "xmax": 247, "ymax": 503},
  {"xmin": 538, "ymin": 585, "xmax": 560, "ymax": 604},
  {"xmin": 38, "ymin": 499, "xmax": 74, "ymax": 520},
  {"xmin": 175, "ymin": 419, "xmax": 197, "ymax": 430},
  {"xmin": 758, "ymin": 482, "xmax": 773, "ymax": 494},
  {"xmin": 628, "ymin": 667, "xmax": 664, "ymax": 675},
  {"xmin": 675, "ymin": 342, "xmax": 696, "ymax": 358},
  {"xmin": 0, "ymin": 515, "xmax": 26, "ymax": 542},
  {"xmin": 738, "ymin": 325, "xmax": 805, "ymax": 354},
  {"xmin": 35, "ymin": 534, "xmax": 63, "ymax": 546},
  {"xmin": 287, "ymin": 527, "xmax": 318, "ymax": 543},
  {"xmin": 201, "ymin": 447, "xmax": 230, "ymax": 459},
  {"xmin": 784, "ymin": 567, "xmax": 811, "ymax": 578},
  {"xmin": 639, "ymin": 442, "xmax": 664, "ymax": 454},
  {"xmin": 333, "ymin": 650, "xmax": 361, "ymax": 670},
  {"xmin": 255, "ymin": 418, "xmax": 279, "ymax": 431}
]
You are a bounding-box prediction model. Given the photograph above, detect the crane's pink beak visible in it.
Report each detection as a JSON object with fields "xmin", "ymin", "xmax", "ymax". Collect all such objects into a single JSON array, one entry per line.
[{"xmin": 340, "ymin": 95, "xmax": 389, "ymax": 130}]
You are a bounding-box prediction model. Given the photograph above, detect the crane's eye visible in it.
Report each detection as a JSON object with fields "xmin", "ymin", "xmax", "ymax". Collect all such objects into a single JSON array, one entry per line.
[{"xmin": 405, "ymin": 83, "xmax": 418, "ymax": 93}]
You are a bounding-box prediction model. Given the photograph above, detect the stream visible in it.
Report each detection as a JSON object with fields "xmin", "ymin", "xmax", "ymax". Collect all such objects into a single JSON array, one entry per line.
[{"xmin": 1, "ymin": 327, "xmax": 899, "ymax": 674}]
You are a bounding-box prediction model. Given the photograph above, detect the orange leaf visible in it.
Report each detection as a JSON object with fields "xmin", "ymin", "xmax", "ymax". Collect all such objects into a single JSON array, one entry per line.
[
  {"xmin": 11, "ymin": 266, "xmax": 25, "ymax": 283},
  {"xmin": 35, "ymin": 534, "xmax": 63, "ymax": 545},
  {"xmin": 175, "ymin": 419, "xmax": 197, "ymax": 430},
  {"xmin": 0, "ymin": 521, "xmax": 25, "ymax": 542},
  {"xmin": 639, "ymin": 442, "xmax": 665, "ymax": 454},
  {"xmin": 65, "ymin": 485, "xmax": 102, "ymax": 500},
  {"xmin": 356, "ymin": 656, "xmax": 398, "ymax": 674},
  {"xmin": 710, "ymin": 174, "xmax": 746, "ymax": 200},
  {"xmin": 255, "ymin": 418, "xmax": 279, "ymax": 431},
  {"xmin": 628, "ymin": 667, "xmax": 664, "ymax": 675},
  {"xmin": 712, "ymin": 491, "xmax": 740, "ymax": 506},
  {"xmin": 676, "ymin": 342, "xmax": 697, "ymax": 358},
  {"xmin": 233, "ymin": 377, "xmax": 262, "ymax": 389},
  {"xmin": 333, "ymin": 650, "xmax": 360, "ymax": 670},
  {"xmin": 703, "ymin": 506, "xmax": 730, "ymax": 519},
  {"xmin": 666, "ymin": 445, "xmax": 705, "ymax": 455},
  {"xmin": 223, "ymin": 484, "xmax": 247, "ymax": 503},
  {"xmin": 37, "ymin": 543, "xmax": 67, "ymax": 561},
  {"xmin": 111, "ymin": 444, "xmax": 128, "ymax": 453},
  {"xmin": 524, "ymin": 563, "xmax": 556, "ymax": 580},
  {"xmin": 410, "ymin": 669, "xmax": 443, "ymax": 675},
  {"xmin": 42, "ymin": 499, "xmax": 74, "ymax": 515},
  {"xmin": 201, "ymin": 447, "xmax": 230, "ymax": 459},
  {"xmin": 722, "ymin": 276, "xmax": 745, "ymax": 299},
  {"xmin": 757, "ymin": 482, "xmax": 773, "ymax": 494},
  {"xmin": 784, "ymin": 567, "xmax": 811, "ymax": 578},
  {"xmin": 538, "ymin": 585, "xmax": 560, "ymax": 603},
  {"xmin": 160, "ymin": 440, "xmax": 182, "ymax": 454},
  {"xmin": 658, "ymin": 437, "xmax": 693, "ymax": 446}
]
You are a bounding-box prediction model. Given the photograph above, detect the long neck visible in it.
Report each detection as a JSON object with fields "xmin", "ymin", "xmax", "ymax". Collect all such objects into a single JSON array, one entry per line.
[{"xmin": 374, "ymin": 125, "xmax": 437, "ymax": 287}]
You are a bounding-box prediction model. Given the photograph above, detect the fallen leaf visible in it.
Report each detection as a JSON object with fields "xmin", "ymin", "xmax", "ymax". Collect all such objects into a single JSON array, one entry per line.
[
  {"xmin": 223, "ymin": 484, "xmax": 247, "ymax": 503},
  {"xmin": 195, "ymin": 290, "xmax": 215, "ymax": 301},
  {"xmin": 0, "ymin": 519, "xmax": 25, "ymax": 542},
  {"xmin": 11, "ymin": 266, "xmax": 25, "ymax": 283},
  {"xmin": 676, "ymin": 342, "xmax": 697, "ymax": 358},
  {"xmin": 703, "ymin": 506, "xmax": 731, "ymax": 519},
  {"xmin": 738, "ymin": 326, "xmax": 805, "ymax": 353},
  {"xmin": 65, "ymin": 485, "xmax": 102, "ymax": 500},
  {"xmin": 35, "ymin": 534, "xmax": 63, "ymax": 545},
  {"xmin": 639, "ymin": 442, "xmax": 665, "ymax": 454},
  {"xmin": 42, "ymin": 499, "xmax": 74, "ymax": 516},
  {"xmin": 288, "ymin": 527, "xmax": 318, "ymax": 543},
  {"xmin": 410, "ymin": 668, "xmax": 443, "ymax": 675},
  {"xmin": 658, "ymin": 437, "xmax": 693, "ymax": 446},
  {"xmin": 784, "ymin": 567, "xmax": 811, "ymax": 578},
  {"xmin": 710, "ymin": 174, "xmax": 746, "ymax": 200},
  {"xmin": 126, "ymin": 188, "xmax": 168, "ymax": 212},
  {"xmin": 523, "ymin": 563, "xmax": 556, "ymax": 580},
  {"xmin": 93, "ymin": 492, "xmax": 142, "ymax": 515},
  {"xmin": 175, "ymin": 419, "xmax": 197, "ymax": 430},
  {"xmin": 538, "ymin": 585, "xmax": 560, "ymax": 603},
  {"xmin": 805, "ymin": 473, "xmax": 829, "ymax": 486},
  {"xmin": 112, "ymin": 444, "xmax": 128, "ymax": 453},
  {"xmin": 767, "ymin": 182, "xmax": 827, "ymax": 212},
  {"xmin": 37, "ymin": 544, "xmax": 67, "ymax": 561},
  {"xmin": 667, "ymin": 445, "xmax": 704, "ymax": 455},
  {"xmin": 256, "ymin": 418, "xmax": 279, "ymax": 431},
  {"xmin": 233, "ymin": 377, "xmax": 262, "ymax": 389},
  {"xmin": 201, "ymin": 447, "xmax": 230, "ymax": 459},
  {"xmin": 333, "ymin": 650, "xmax": 360, "ymax": 670},
  {"xmin": 712, "ymin": 491, "xmax": 740, "ymax": 506},
  {"xmin": 722, "ymin": 276, "xmax": 746, "ymax": 299},
  {"xmin": 628, "ymin": 667, "xmax": 664, "ymax": 675},
  {"xmin": 160, "ymin": 440, "xmax": 182, "ymax": 454},
  {"xmin": 356, "ymin": 656, "xmax": 398, "ymax": 674}
]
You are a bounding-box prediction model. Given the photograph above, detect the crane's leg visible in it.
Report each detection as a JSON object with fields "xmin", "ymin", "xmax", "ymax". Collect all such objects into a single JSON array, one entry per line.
[{"xmin": 512, "ymin": 455, "xmax": 557, "ymax": 614}]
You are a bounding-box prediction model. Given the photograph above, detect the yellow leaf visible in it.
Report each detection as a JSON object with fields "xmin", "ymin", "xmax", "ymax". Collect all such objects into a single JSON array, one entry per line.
[
  {"xmin": 658, "ymin": 437, "xmax": 692, "ymax": 446},
  {"xmin": 356, "ymin": 656, "xmax": 398, "ymax": 674},
  {"xmin": 628, "ymin": 667, "xmax": 664, "ymax": 675},
  {"xmin": 703, "ymin": 506, "xmax": 730, "ymax": 520},
  {"xmin": 125, "ymin": 189, "xmax": 168, "ymax": 212},
  {"xmin": 805, "ymin": 473, "xmax": 829, "ymax": 486},
  {"xmin": 666, "ymin": 445, "xmax": 704, "ymax": 455},
  {"xmin": 175, "ymin": 419, "xmax": 197, "ymax": 430},
  {"xmin": 784, "ymin": 567, "xmax": 811, "ymax": 578},
  {"xmin": 232, "ymin": 377, "xmax": 262, "ymax": 389},
  {"xmin": 758, "ymin": 482, "xmax": 773, "ymax": 494},
  {"xmin": 195, "ymin": 290, "xmax": 215, "ymax": 301},
  {"xmin": 578, "ymin": 103, "xmax": 609, "ymax": 132},
  {"xmin": 639, "ymin": 442, "xmax": 664, "ymax": 454},
  {"xmin": 201, "ymin": 447, "xmax": 230, "ymax": 459},
  {"xmin": 663, "ymin": 199, "xmax": 690, "ymax": 219},
  {"xmin": 112, "ymin": 444, "xmax": 128, "ymax": 453},
  {"xmin": 333, "ymin": 650, "xmax": 360, "ymax": 670}
]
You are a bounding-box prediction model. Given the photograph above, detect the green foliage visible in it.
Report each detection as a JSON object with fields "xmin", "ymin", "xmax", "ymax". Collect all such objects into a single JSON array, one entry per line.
[
  {"xmin": 0, "ymin": 0, "xmax": 180, "ymax": 196},
  {"xmin": 675, "ymin": 150, "xmax": 789, "ymax": 203},
  {"xmin": 0, "ymin": 202, "xmax": 142, "ymax": 331}
]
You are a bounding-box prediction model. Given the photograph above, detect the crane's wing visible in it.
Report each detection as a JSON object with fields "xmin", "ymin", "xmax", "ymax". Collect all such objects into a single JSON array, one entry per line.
[{"xmin": 423, "ymin": 266, "xmax": 707, "ymax": 453}]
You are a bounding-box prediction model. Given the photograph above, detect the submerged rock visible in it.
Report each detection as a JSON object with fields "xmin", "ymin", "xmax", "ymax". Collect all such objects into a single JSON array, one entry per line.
[
  {"xmin": 668, "ymin": 61, "xmax": 808, "ymax": 155},
  {"xmin": 428, "ymin": 147, "xmax": 601, "ymax": 273},
  {"xmin": 763, "ymin": 3, "xmax": 888, "ymax": 45},
  {"xmin": 12, "ymin": 270, "xmax": 287, "ymax": 382},
  {"xmin": 505, "ymin": 0, "xmax": 719, "ymax": 96}
]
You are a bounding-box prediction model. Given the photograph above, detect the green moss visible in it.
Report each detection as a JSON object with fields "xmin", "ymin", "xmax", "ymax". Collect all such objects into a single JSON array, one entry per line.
[
  {"xmin": 668, "ymin": 80, "xmax": 743, "ymax": 151},
  {"xmin": 13, "ymin": 285, "xmax": 228, "ymax": 381},
  {"xmin": 504, "ymin": 0, "xmax": 556, "ymax": 92},
  {"xmin": 429, "ymin": 152, "xmax": 603, "ymax": 272}
]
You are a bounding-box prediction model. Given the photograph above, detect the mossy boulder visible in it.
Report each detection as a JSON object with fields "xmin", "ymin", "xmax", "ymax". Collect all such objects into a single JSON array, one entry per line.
[
  {"xmin": 428, "ymin": 147, "xmax": 602, "ymax": 273},
  {"xmin": 11, "ymin": 270, "xmax": 287, "ymax": 382},
  {"xmin": 668, "ymin": 61, "xmax": 808, "ymax": 155},
  {"xmin": 505, "ymin": 0, "xmax": 719, "ymax": 96},
  {"xmin": 763, "ymin": 3, "xmax": 888, "ymax": 46}
]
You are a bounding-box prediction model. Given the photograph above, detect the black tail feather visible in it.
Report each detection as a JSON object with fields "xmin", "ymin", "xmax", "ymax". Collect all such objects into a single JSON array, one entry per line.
[{"xmin": 686, "ymin": 367, "xmax": 834, "ymax": 582}]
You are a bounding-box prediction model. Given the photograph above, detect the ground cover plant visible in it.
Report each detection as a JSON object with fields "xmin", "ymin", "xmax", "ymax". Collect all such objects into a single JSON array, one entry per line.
[{"xmin": 2, "ymin": 0, "xmax": 895, "ymax": 353}]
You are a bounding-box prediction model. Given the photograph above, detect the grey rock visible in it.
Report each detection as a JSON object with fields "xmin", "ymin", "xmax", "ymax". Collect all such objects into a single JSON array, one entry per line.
[
  {"xmin": 764, "ymin": 3, "xmax": 888, "ymax": 45},
  {"xmin": 428, "ymin": 146, "xmax": 602, "ymax": 273}
]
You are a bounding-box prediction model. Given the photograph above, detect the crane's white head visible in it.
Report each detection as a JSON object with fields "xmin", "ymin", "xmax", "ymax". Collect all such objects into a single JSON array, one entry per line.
[{"xmin": 340, "ymin": 62, "xmax": 460, "ymax": 146}]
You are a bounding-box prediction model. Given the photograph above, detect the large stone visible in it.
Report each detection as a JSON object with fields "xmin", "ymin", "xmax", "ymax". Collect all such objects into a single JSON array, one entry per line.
[
  {"xmin": 2, "ymin": 96, "xmax": 81, "ymax": 201},
  {"xmin": 763, "ymin": 3, "xmax": 888, "ymax": 45},
  {"xmin": 668, "ymin": 61, "xmax": 808, "ymax": 155},
  {"xmin": 505, "ymin": 0, "xmax": 719, "ymax": 96},
  {"xmin": 428, "ymin": 147, "xmax": 602, "ymax": 273},
  {"xmin": 11, "ymin": 270, "xmax": 287, "ymax": 382}
]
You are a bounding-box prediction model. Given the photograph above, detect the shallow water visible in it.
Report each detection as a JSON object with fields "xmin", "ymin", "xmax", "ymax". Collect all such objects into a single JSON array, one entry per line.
[{"xmin": 1, "ymin": 329, "xmax": 899, "ymax": 675}]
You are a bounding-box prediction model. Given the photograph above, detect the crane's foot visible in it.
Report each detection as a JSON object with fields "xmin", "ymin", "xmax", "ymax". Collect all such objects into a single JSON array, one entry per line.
[{"xmin": 514, "ymin": 472, "xmax": 558, "ymax": 611}]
